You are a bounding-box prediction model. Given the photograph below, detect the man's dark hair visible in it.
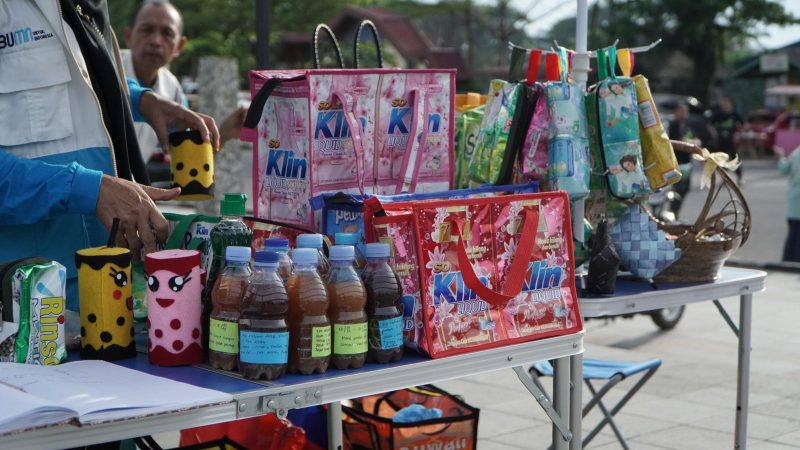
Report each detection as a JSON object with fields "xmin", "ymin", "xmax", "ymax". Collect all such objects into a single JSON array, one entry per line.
[{"xmin": 129, "ymin": 0, "xmax": 184, "ymax": 34}]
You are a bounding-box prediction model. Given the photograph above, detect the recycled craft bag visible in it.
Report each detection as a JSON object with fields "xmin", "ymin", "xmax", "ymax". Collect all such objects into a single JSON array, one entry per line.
[
  {"xmin": 242, "ymin": 24, "xmax": 455, "ymax": 229},
  {"xmin": 342, "ymin": 385, "xmax": 479, "ymax": 450},
  {"xmin": 610, "ymin": 204, "xmax": 681, "ymax": 280},
  {"xmin": 586, "ymin": 47, "xmax": 649, "ymax": 199},
  {"xmin": 633, "ymin": 72, "xmax": 682, "ymax": 190},
  {"xmin": 367, "ymin": 191, "xmax": 582, "ymax": 358},
  {"xmin": 362, "ymin": 183, "xmax": 540, "ymax": 352},
  {"xmin": 468, "ymin": 80, "xmax": 520, "ymax": 185},
  {"xmin": 0, "ymin": 258, "xmax": 66, "ymax": 364},
  {"xmin": 454, "ymin": 93, "xmax": 486, "ymax": 189},
  {"xmin": 510, "ymin": 47, "xmax": 551, "ymax": 183},
  {"xmin": 546, "ymin": 48, "xmax": 590, "ymax": 200}
]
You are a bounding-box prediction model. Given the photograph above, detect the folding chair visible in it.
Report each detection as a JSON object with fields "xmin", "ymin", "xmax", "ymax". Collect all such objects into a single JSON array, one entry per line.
[{"xmin": 530, "ymin": 357, "xmax": 662, "ymax": 450}]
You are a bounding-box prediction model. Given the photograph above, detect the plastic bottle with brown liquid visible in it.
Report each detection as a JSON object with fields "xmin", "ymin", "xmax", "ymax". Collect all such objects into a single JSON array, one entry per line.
[
  {"xmin": 326, "ymin": 245, "xmax": 368, "ymax": 369},
  {"xmin": 238, "ymin": 251, "xmax": 289, "ymax": 380},
  {"xmin": 334, "ymin": 232, "xmax": 366, "ymax": 276},
  {"xmin": 287, "ymin": 248, "xmax": 330, "ymax": 374},
  {"xmin": 362, "ymin": 243, "xmax": 404, "ymax": 363},
  {"xmin": 209, "ymin": 246, "xmax": 251, "ymax": 371},
  {"xmin": 296, "ymin": 234, "xmax": 330, "ymax": 277},
  {"xmin": 263, "ymin": 238, "xmax": 292, "ymax": 283}
]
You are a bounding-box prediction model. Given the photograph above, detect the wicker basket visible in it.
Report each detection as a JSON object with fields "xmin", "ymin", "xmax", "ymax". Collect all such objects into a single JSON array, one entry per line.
[{"xmin": 654, "ymin": 141, "xmax": 751, "ymax": 283}]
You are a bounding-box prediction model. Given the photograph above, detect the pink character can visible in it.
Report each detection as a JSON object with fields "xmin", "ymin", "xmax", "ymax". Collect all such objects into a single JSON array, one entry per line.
[{"xmin": 145, "ymin": 250, "xmax": 205, "ymax": 366}]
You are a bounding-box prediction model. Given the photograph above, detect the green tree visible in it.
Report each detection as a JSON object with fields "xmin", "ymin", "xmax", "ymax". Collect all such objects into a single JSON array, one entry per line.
[{"xmin": 542, "ymin": 0, "xmax": 798, "ymax": 101}]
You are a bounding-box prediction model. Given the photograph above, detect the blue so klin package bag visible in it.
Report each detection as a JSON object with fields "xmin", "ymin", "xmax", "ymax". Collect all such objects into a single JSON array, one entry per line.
[{"xmin": 309, "ymin": 182, "xmax": 540, "ymax": 252}]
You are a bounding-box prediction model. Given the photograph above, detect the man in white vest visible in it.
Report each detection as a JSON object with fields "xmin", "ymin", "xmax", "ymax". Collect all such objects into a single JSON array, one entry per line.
[{"xmin": 0, "ymin": 0, "xmax": 220, "ymax": 312}]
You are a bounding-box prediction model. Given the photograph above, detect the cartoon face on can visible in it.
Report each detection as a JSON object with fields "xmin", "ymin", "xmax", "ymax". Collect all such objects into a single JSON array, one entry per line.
[
  {"xmin": 75, "ymin": 247, "xmax": 135, "ymax": 361},
  {"xmin": 144, "ymin": 250, "xmax": 205, "ymax": 366},
  {"xmin": 170, "ymin": 130, "xmax": 214, "ymax": 201}
]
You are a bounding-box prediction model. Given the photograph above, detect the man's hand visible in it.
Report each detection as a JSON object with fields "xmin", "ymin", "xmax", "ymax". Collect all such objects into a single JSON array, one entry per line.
[
  {"xmin": 139, "ymin": 90, "xmax": 220, "ymax": 153},
  {"xmin": 96, "ymin": 175, "xmax": 180, "ymax": 258}
]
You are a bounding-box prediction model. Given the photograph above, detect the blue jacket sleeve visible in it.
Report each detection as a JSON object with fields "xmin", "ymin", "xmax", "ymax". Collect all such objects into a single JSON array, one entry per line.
[
  {"xmin": 127, "ymin": 77, "xmax": 152, "ymax": 123},
  {"xmin": 0, "ymin": 150, "xmax": 104, "ymax": 225}
]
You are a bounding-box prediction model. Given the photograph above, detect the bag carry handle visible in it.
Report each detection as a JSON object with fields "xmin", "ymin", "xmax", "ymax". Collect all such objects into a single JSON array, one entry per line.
[
  {"xmin": 166, "ymin": 213, "xmax": 203, "ymax": 249},
  {"xmin": 617, "ymin": 47, "xmax": 634, "ymax": 77},
  {"xmin": 449, "ymin": 208, "xmax": 539, "ymax": 305},
  {"xmin": 331, "ymin": 91, "xmax": 367, "ymax": 194},
  {"xmin": 313, "ymin": 23, "xmax": 345, "ymax": 69},
  {"xmin": 353, "ymin": 20, "xmax": 384, "ymax": 69},
  {"xmin": 395, "ymin": 88, "xmax": 429, "ymax": 194},
  {"xmin": 545, "ymin": 53, "xmax": 560, "ymax": 82},
  {"xmin": 527, "ymin": 49, "xmax": 543, "ymax": 83}
]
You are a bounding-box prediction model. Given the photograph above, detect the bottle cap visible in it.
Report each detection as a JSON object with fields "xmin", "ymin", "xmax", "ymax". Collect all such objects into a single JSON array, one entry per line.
[
  {"xmin": 296, "ymin": 234, "xmax": 323, "ymax": 249},
  {"xmin": 329, "ymin": 245, "xmax": 355, "ymax": 261},
  {"xmin": 225, "ymin": 246, "xmax": 251, "ymax": 263},
  {"xmin": 254, "ymin": 250, "xmax": 280, "ymax": 265},
  {"xmin": 291, "ymin": 248, "xmax": 319, "ymax": 266},
  {"xmin": 334, "ymin": 233, "xmax": 359, "ymax": 245},
  {"xmin": 264, "ymin": 238, "xmax": 290, "ymax": 252},
  {"xmin": 365, "ymin": 243, "xmax": 391, "ymax": 258},
  {"xmin": 220, "ymin": 193, "xmax": 247, "ymax": 216}
]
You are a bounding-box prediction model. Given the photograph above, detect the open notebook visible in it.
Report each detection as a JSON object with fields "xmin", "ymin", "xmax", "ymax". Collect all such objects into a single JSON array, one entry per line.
[{"xmin": 0, "ymin": 360, "xmax": 232, "ymax": 434}]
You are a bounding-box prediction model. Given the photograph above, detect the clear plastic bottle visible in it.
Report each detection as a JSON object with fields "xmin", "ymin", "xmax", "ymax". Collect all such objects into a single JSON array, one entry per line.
[
  {"xmin": 296, "ymin": 234, "xmax": 330, "ymax": 277},
  {"xmin": 263, "ymin": 238, "xmax": 292, "ymax": 283},
  {"xmin": 362, "ymin": 243, "xmax": 404, "ymax": 363},
  {"xmin": 203, "ymin": 194, "xmax": 253, "ymax": 348},
  {"xmin": 287, "ymin": 248, "xmax": 330, "ymax": 374},
  {"xmin": 326, "ymin": 245, "xmax": 368, "ymax": 370},
  {"xmin": 335, "ymin": 232, "xmax": 366, "ymax": 276},
  {"xmin": 209, "ymin": 246, "xmax": 251, "ymax": 371},
  {"xmin": 239, "ymin": 251, "xmax": 289, "ymax": 380}
]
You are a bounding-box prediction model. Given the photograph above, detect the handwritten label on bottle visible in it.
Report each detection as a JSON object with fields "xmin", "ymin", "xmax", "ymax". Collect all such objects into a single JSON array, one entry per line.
[
  {"xmin": 209, "ymin": 318, "xmax": 238, "ymax": 354},
  {"xmin": 334, "ymin": 322, "xmax": 368, "ymax": 355},
  {"xmin": 239, "ymin": 330, "xmax": 289, "ymax": 364},
  {"xmin": 311, "ymin": 325, "xmax": 331, "ymax": 358},
  {"xmin": 378, "ymin": 316, "xmax": 403, "ymax": 350}
]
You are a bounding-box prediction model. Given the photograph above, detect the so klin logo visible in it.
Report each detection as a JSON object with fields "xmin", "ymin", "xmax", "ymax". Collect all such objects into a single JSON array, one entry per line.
[
  {"xmin": 264, "ymin": 138, "xmax": 307, "ymax": 190},
  {"xmin": 432, "ymin": 260, "xmax": 563, "ymax": 312},
  {"xmin": 387, "ymin": 98, "xmax": 442, "ymax": 149},
  {"xmin": 314, "ymin": 101, "xmax": 367, "ymax": 153}
]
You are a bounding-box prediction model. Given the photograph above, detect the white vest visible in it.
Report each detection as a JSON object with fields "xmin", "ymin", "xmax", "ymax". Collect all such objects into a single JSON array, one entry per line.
[{"xmin": 0, "ymin": 0, "xmax": 111, "ymax": 165}]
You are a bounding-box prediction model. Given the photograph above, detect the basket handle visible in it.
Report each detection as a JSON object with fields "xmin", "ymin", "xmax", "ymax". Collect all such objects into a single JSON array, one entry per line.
[{"xmin": 670, "ymin": 140, "xmax": 751, "ymax": 246}]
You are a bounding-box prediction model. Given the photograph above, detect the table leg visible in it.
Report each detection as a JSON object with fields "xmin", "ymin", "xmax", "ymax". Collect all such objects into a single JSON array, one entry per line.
[
  {"xmin": 553, "ymin": 357, "xmax": 571, "ymax": 450},
  {"xmin": 735, "ymin": 293, "xmax": 753, "ymax": 449},
  {"xmin": 570, "ymin": 353, "xmax": 583, "ymax": 450},
  {"xmin": 328, "ymin": 401, "xmax": 343, "ymax": 450}
]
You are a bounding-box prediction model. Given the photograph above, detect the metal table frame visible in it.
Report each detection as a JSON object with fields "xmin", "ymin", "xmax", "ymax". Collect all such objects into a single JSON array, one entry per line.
[
  {"xmin": 1, "ymin": 331, "xmax": 584, "ymax": 450},
  {"xmin": 572, "ymin": 267, "xmax": 766, "ymax": 450}
]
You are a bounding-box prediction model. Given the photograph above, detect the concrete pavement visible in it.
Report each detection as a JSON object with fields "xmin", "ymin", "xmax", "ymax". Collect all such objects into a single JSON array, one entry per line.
[{"xmin": 438, "ymin": 268, "xmax": 800, "ymax": 449}]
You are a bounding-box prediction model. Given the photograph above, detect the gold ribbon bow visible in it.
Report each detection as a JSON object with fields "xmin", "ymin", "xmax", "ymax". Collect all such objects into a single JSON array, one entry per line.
[{"xmin": 692, "ymin": 148, "xmax": 741, "ymax": 189}]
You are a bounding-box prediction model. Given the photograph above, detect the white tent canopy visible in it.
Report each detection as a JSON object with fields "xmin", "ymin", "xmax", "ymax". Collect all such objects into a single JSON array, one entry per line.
[{"xmin": 766, "ymin": 85, "xmax": 800, "ymax": 96}]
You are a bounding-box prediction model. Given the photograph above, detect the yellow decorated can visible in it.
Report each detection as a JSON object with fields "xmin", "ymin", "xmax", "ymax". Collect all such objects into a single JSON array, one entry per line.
[
  {"xmin": 170, "ymin": 129, "xmax": 214, "ymax": 201},
  {"xmin": 75, "ymin": 246, "xmax": 135, "ymax": 360}
]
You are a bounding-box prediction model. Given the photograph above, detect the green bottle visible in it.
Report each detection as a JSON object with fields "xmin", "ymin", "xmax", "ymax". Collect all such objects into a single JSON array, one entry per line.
[{"xmin": 203, "ymin": 194, "xmax": 253, "ymax": 349}]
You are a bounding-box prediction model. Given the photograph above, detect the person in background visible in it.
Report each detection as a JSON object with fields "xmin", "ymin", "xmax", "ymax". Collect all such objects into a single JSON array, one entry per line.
[
  {"xmin": 775, "ymin": 146, "xmax": 800, "ymax": 262},
  {"xmin": 712, "ymin": 97, "xmax": 744, "ymax": 183},
  {"xmin": 667, "ymin": 103, "xmax": 698, "ymax": 217},
  {"xmin": 0, "ymin": 0, "xmax": 219, "ymax": 313},
  {"xmin": 122, "ymin": 0, "xmax": 245, "ymax": 182}
]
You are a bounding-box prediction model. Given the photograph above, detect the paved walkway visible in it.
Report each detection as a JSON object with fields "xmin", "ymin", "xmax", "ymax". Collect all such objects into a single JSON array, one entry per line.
[{"xmin": 437, "ymin": 268, "xmax": 799, "ymax": 449}]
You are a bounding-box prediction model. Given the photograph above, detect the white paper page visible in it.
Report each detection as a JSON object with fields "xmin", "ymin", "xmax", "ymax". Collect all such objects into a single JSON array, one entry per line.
[
  {"xmin": 0, "ymin": 361, "xmax": 232, "ymax": 424},
  {"xmin": 0, "ymin": 382, "xmax": 75, "ymax": 434}
]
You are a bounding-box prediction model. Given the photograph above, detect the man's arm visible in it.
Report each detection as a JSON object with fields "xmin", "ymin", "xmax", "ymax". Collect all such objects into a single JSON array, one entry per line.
[{"xmin": 0, "ymin": 150, "xmax": 102, "ymax": 225}]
